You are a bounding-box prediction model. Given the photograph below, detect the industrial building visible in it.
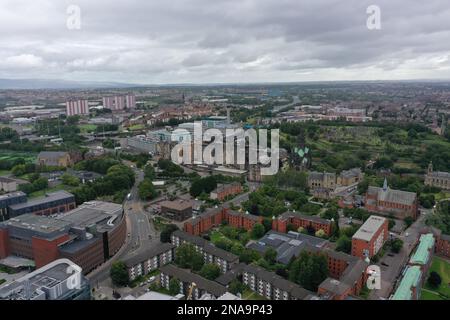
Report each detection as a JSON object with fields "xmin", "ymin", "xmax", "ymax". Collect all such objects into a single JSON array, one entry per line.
[{"xmin": 0, "ymin": 201, "xmax": 126, "ymax": 273}]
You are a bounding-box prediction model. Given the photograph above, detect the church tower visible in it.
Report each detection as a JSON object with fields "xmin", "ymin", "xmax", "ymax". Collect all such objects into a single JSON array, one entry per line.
[
  {"xmin": 382, "ymin": 177, "xmax": 388, "ymax": 192},
  {"xmin": 428, "ymin": 161, "xmax": 433, "ymax": 174}
]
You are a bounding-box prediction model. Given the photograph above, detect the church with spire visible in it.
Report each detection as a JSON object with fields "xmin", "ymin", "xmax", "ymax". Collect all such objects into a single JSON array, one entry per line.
[{"xmin": 365, "ymin": 178, "xmax": 418, "ymax": 219}]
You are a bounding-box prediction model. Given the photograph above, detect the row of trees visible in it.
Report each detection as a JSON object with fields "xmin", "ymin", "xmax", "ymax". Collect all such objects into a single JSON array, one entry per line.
[{"xmin": 71, "ymin": 163, "xmax": 135, "ymax": 204}]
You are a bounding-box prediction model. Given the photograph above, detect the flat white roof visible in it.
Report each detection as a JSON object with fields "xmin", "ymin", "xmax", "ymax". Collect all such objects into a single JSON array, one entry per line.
[{"xmin": 352, "ymin": 215, "xmax": 386, "ymax": 242}]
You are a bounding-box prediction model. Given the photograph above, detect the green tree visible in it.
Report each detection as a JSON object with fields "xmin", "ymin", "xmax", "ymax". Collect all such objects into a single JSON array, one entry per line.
[
  {"xmin": 289, "ymin": 251, "xmax": 329, "ymax": 291},
  {"xmin": 175, "ymin": 243, "xmax": 204, "ymax": 271},
  {"xmin": 11, "ymin": 164, "xmax": 26, "ymax": 176},
  {"xmin": 160, "ymin": 224, "xmax": 179, "ymax": 243},
  {"xmin": 61, "ymin": 173, "xmax": 80, "ymax": 186},
  {"xmin": 335, "ymin": 235, "xmax": 352, "ymax": 254},
  {"xmin": 144, "ymin": 164, "xmax": 156, "ymax": 180},
  {"xmin": 264, "ymin": 247, "xmax": 277, "ymax": 265},
  {"xmin": 199, "ymin": 263, "xmax": 221, "ymax": 280},
  {"xmin": 251, "ymin": 223, "xmax": 265, "ymax": 239},
  {"xmin": 427, "ymin": 271, "xmax": 442, "ymax": 289},
  {"xmin": 390, "ymin": 239, "xmax": 403, "ymax": 253},
  {"xmin": 228, "ymin": 279, "xmax": 244, "ymax": 294},
  {"xmin": 404, "ymin": 216, "xmax": 414, "ymax": 228},
  {"xmin": 138, "ymin": 179, "xmax": 158, "ymax": 200},
  {"xmin": 169, "ymin": 278, "xmax": 181, "ymax": 295},
  {"xmin": 110, "ymin": 261, "xmax": 129, "ymax": 286}
]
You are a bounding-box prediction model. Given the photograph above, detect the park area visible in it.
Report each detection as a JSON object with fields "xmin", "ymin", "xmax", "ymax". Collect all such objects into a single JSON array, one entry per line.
[
  {"xmin": 420, "ymin": 256, "xmax": 450, "ymax": 300},
  {"xmin": 0, "ymin": 151, "xmax": 37, "ymax": 176}
]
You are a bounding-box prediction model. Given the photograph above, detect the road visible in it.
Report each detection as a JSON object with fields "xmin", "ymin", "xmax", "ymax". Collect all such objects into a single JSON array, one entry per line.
[
  {"xmin": 86, "ymin": 165, "xmax": 159, "ymax": 286},
  {"xmin": 368, "ymin": 212, "xmax": 428, "ymax": 300}
]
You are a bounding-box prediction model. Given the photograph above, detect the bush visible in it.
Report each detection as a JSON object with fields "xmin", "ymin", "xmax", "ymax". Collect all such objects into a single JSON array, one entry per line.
[
  {"xmin": 199, "ymin": 263, "xmax": 221, "ymax": 280},
  {"xmin": 110, "ymin": 261, "xmax": 129, "ymax": 286},
  {"xmin": 427, "ymin": 271, "xmax": 442, "ymax": 289},
  {"xmin": 390, "ymin": 239, "xmax": 403, "ymax": 253},
  {"xmin": 160, "ymin": 224, "xmax": 179, "ymax": 243}
]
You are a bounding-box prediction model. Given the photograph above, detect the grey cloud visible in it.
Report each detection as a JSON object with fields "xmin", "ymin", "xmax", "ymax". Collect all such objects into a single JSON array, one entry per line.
[{"xmin": 1, "ymin": 0, "xmax": 450, "ymax": 83}]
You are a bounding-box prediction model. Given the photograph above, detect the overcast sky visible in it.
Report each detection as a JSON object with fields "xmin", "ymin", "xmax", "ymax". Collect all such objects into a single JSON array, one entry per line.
[{"xmin": 1, "ymin": 0, "xmax": 450, "ymax": 84}]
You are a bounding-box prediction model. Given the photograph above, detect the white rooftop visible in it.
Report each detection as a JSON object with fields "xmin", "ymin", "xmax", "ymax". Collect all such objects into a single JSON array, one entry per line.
[{"xmin": 352, "ymin": 215, "xmax": 386, "ymax": 242}]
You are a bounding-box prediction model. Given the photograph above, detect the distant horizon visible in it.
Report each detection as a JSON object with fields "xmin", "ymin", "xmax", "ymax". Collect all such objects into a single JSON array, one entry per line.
[{"xmin": 2, "ymin": 77, "xmax": 450, "ymax": 90}]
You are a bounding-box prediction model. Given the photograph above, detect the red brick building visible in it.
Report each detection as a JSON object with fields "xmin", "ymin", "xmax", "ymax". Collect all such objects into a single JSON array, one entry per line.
[
  {"xmin": 436, "ymin": 234, "xmax": 450, "ymax": 258},
  {"xmin": 272, "ymin": 211, "xmax": 333, "ymax": 236},
  {"xmin": 306, "ymin": 246, "xmax": 368, "ymax": 300},
  {"xmin": 183, "ymin": 208, "xmax": 263, "ymax": 236},
  {"xmin": 210, "ymin": 183, "xmax": 242, "ymax": 201},
  {"xmin": 184, "ymin": 208, "xmax": 224, "ymax": 236},
  {"xmin": 351, "ymin": 215, "xmax": 388, "ymax": 259},
  {"xmin": 0, "ymin": 201, "xmax": 126, "ymax": 273},
  {"xmin": 224, "ymin": 209, "xmax": 263, "ymax": 230},
  {"xmin": 365, "ymin": 179, "xmax": 418, "ymax": 220}
]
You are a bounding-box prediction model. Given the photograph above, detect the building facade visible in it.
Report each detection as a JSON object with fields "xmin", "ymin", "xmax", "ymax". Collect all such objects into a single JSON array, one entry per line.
[
  {"xmin": 351, "ymin": 215, "xmax": 388, "ymax": 259},
  {"xmin": 160, "ymin": 199, "xmax": 193, "ymax": 221},
  {"xmin": 425, "ymin": 162, "xmax": 450, "ymax": 191},
  {"xmin": 272, "ymin": 211, "xmax": 333, "ymax": 236},
  {"xmin": 0, "ymin": 259, "xmax": 91, "ymax": 300},
  {"xmin": 37, "ymin": 151, "xmax": 72, "ymax": 167},
  {"xmin": 210, "ymin": 183, "xmax": 242, "ymax": 201},
  {"xmin": 160, "ymin": 264, "xmax": 227, "ymax": 300},
  {"xmin": 7, "ymin": 191, "xmax": 76, "ymax": 218},
  {"xmin": 0, "ymin": 201, "xmax": 126, "ymax": 272},
  {"xmin": 365, "ymin": 179, "xmax": 418, "ymax": 219},
  {"xmin": 125, "ymin": 243, "xmax": 175, "ymax": 281},
  {"xmin": 183, "ymin": 208, "xmax": 262, "ymax": 236},
  {"xmin": 171, "ymin": 230, "xmax": 238, "ymax": 273},
  {"xmin": 66, "ymin": 100, "xmax": 89, "ymax": 116}
]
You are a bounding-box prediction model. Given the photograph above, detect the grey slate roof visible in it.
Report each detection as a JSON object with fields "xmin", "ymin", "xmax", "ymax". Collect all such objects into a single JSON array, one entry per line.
[
  {"xmin": 160, "ymin": 264, "xmax": 227, "ymax": 297},
  {"xmin": 124, "ymin": 242, "xmax": 175, "ymax": 267}
]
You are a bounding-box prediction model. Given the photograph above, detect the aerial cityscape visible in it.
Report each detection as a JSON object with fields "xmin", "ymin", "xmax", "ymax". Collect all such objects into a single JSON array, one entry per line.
[{"xmin": 0, "ymin": 0, "xmax": 449, "ymax": 309}]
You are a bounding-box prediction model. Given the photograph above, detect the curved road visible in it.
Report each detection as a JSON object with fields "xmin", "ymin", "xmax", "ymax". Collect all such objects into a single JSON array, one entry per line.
[{"xmin": 87, "ymin": 166, "xmax": 158, "ymax": 285}]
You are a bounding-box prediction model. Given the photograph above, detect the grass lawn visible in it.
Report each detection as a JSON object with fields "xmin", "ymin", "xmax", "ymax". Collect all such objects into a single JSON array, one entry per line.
[
  {"xmin": 421, "ymin": 256, "xmax": 450, "ymax": 300},
  {"xmin": 0, "ymin": 170, "xmax": 11, "ymax": 176},
  {"xmin": 78, "ymin": 124, "xmax": 97, "ymax": 133},
  {"xmin": 0, "ymin": 151, "xmax": 36, "ymax": 163},
  {"xmin": 210, "ymin": 230, "xmax": 226, "ymax": 243},
  {"xmin": 129, "ymin": 124, "xmax": 145, "ymax": 131},
  {"xmin": 242, "ymin": 289, "xmax": 266, "ymax": 300},
  {"xmin": 420, "ymin": 289, "xmax": 444, "ymax": 300}
]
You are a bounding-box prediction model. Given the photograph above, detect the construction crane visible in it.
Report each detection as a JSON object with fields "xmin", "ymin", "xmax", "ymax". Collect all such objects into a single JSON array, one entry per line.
[{"xmin": 186, "ymin": 282, "xmax": 197, "ymax": 300}]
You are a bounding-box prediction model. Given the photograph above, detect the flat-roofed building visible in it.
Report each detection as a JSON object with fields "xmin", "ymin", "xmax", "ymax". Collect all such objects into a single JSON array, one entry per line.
[
  {"xmin": 0, "ymin": 191, "xmax": 27, "ymax": 222},
  {"xmin": 351, "ymin": 215, "xmax": 388, "ymax": 259},
  {"xmin": 0, "ymin": 201, "xmax": 126, "ymax": 272},
  {"xmin": 7, "ymin": 191, "xmax": 76, "ymax": 217},
  {"xmin": 0, "ymin": 258, "xmax": 90, "ymax": 300},
  {"xmin": 160, "ymin": 199, "xmax": 193, "ymax": 221}
]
